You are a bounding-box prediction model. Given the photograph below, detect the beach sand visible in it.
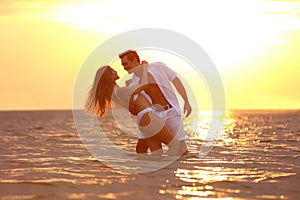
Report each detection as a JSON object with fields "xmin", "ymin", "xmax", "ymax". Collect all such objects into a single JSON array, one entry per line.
[{"xmin": 0, "ymin": 110, "xmax": 299, "ymax": 199}]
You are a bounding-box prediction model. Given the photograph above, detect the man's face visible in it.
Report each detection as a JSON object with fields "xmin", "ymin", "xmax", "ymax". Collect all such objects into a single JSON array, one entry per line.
[{"xmin": 121, "ymin": 55, "xmax": 137, "ymax": 74}]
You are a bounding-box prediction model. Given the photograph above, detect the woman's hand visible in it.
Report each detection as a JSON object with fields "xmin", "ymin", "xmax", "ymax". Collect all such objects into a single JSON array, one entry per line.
[{"xmin": 140, "ymin": 60, "xmax": 149, "ymax": 85}]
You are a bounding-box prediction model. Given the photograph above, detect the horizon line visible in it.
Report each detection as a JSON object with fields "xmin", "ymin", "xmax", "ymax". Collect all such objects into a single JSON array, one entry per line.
[{"xmin": 0, "ymin": 108, "xmax": 299, "ymax": 112}]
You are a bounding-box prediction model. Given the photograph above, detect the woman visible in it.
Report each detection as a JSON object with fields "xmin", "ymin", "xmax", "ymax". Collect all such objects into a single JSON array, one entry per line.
[{"xmin": 85, "ymin": 65, "xmax": 180, "ymax": 155}]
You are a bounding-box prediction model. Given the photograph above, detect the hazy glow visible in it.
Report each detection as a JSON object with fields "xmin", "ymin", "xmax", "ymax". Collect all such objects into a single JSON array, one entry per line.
[
  {"xmin": 0, "ymin": 0, "xmax": 299, "ymax": 110},
  {"xmin": 54, "ymin": 0, "xmax": 300, "ymax": 65}
]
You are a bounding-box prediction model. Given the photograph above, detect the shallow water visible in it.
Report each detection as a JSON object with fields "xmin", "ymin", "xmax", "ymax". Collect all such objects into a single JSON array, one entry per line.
[{"xmin": 0, "ymin": 110, "xmax": 299, "ymax": 199}]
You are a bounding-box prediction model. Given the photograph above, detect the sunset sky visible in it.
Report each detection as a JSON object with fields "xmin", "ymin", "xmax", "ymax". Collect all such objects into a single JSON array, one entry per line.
[{"xmin": 1, "ymin": 0, "xmax": 299, "ymax": 110}]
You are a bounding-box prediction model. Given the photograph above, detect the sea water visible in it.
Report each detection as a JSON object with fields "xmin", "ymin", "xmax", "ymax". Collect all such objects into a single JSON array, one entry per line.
[{"xmin": 0, "ymin": 110, "xmax": 299, "ymax": 199}]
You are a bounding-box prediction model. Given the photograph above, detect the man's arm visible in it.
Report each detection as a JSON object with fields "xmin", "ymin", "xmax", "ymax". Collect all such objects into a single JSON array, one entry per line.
[{"xmin": 171, "ymin": 77, "xmax": 192, "ymax": 117}]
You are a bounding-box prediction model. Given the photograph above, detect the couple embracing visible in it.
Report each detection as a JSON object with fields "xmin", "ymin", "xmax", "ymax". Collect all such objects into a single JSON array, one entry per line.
[{"xmin": 85, "ymin": 50, "xmax": 192, "ymax": 156}]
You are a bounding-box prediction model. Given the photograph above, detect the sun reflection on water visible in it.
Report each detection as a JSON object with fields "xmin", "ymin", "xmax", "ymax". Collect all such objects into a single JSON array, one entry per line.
[{"xmin": 172, "ymin": 110, "xmax": 299, "ymax": 199}]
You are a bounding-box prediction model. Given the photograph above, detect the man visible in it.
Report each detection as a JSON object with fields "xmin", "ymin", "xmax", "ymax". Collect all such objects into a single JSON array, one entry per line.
[{"xmin": 119, "ymin": 50, "xmax": 192, "ymax": 154}]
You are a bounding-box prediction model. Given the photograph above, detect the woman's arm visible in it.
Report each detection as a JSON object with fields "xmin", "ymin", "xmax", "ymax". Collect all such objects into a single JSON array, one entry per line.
[
  {"xmin": 115, "ymin": 64, "xmax": 149, "ymax": 101},
  {"xmin": 115, "ymin": 84, "xmax": 145, "ymax": 101}
]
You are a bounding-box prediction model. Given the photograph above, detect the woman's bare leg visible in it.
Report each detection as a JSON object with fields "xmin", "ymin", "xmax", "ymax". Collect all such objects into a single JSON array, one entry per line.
[
  {"xmin": 139, "ymin": 112, "xmax": 163, "ymax": 154},
  {"xmin": 133, "ymin": 95, "xmax": 180, "ymax": 155},
  {"xmin": 136, "ymin": 139, "xmax": 148, "ymax": 153},
  {"xmin": 150, "ymin": 125, "xmax": 181, "ymax": 155},
  {"xmin": 145, "ymin": 137, "xmax": 163, "ymax": 155}
]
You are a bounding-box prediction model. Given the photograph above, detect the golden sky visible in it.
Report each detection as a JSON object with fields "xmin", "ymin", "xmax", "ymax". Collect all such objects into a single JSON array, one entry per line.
[{"xmin": 0, "ymin": 0, "xmax": 299, "ymax": 110}]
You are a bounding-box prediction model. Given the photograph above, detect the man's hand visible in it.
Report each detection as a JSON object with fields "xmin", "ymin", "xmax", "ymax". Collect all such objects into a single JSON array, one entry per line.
[
  {"xmin": 184, "ymin": 101, "xmax": 192, "ymax": 117},
  {"xmin": 171, "ymin": 77, "xmax": 192, "ymax": 117}
]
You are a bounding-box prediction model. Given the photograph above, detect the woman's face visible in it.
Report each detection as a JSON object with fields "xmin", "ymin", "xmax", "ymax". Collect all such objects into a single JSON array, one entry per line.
[{"xmin": 110, "ymin": 68, "xmax": 119, "ymax": 81}]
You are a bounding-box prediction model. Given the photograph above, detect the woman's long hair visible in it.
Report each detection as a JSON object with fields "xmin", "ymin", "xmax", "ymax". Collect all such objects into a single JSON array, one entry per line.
[{"xmin": 85, "ymin": 66, "xmax": 116, "ymax": 116}]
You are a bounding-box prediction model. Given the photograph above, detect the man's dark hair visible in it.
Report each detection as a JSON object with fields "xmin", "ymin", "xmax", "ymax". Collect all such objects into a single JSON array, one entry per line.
[{"xmin": 119, "ymin": 50, "xmax": 140, "ymax": 63}]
